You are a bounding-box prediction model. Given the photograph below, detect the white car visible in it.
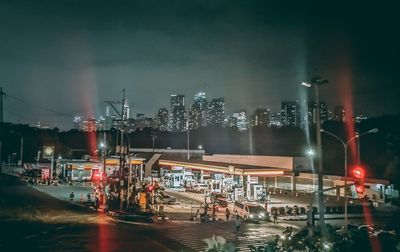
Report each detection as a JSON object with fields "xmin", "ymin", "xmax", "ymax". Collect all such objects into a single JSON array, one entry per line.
[
  {"xmin": 234, "ymin": 201, "xmax": 269, "ymax": 222},
  {"xmin": 193, "ymin": 183, "xmax": 210, "ymax": 194}
]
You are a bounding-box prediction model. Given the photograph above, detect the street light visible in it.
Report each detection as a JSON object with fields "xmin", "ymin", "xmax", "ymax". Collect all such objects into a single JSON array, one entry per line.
[
  {"xmin": 301, "ymin": 77, "xmax": 328, "ymax": 230},
  {"xmin": 99, "ymin": 142, "xmax": 106, "ymax": 180},
  {"xmin": 186, "ymin": 110, "xmax": 190, "ymax": 160},
  {"xmin": 10, "ymin": 131, "xmax": 23, "ymax": 168},
  {"xmin": 305, "ymin": 147, "xmax": 316, "ymax": 157},
  {"xmin": 321, "ymin": 128, "xmax": 378, "ymax": 229}
]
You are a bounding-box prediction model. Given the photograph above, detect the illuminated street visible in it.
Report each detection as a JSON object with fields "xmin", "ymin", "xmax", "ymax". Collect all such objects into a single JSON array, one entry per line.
[
  {"xmin": 0, "ymin": 172, "xmax": 301, "ymax": 252},
  {"xmin": 0, "ymin": 174, "xmax": 188, "ymax": 252}
]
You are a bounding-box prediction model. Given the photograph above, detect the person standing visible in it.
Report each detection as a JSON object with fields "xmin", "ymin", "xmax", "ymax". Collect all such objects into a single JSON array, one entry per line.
[
  {"xmin": 196, "ymin": 209, "xmax": 201, "ymax": 224},
  {"xmin": 235, "ymin": 215, "xmax": 241, "ymax": 234},
  {"xmin": 273, "ymin": 211, "xmax": 278, "ymax": 224},
  {"xmin": 225, "ymin": 208, "xmax": 230, "ymax": 221}
]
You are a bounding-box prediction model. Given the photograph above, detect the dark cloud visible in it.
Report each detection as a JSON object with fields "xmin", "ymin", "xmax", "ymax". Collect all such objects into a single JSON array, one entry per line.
[{"xmin": 0, "ymin": 0, "xmax": 399, "ymax": 129}]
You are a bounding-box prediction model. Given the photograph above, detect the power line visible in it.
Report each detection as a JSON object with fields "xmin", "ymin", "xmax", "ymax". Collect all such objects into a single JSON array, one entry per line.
[{"xmin": 5, "ymin": 93, "xmax": 74, "ymax": 118}]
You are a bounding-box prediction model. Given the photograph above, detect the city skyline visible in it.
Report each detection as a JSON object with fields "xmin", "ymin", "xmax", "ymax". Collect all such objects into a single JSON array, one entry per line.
[
  {"xmin": 1, "ymin": 1, "xmax": 399, "ymax": 129},
  {"xmin": 70, "ymin": 90, "xmax": 354, "ymax": 132}
]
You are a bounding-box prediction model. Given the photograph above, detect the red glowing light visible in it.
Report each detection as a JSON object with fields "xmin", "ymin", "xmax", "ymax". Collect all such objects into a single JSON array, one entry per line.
[
  {"xmin": 353, "ymin": 166, "xmax": 365, "ymax": 179},
  {"xmin": 355, "ymin": 185, "xmax": 364, "ymax": 193}
]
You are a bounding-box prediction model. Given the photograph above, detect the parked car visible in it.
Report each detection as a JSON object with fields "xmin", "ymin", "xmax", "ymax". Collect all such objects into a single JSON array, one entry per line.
[
  {"xmin": 19, "ymin": 170, "xmax": 41, "ymax": 184},
  {"xmin": 210, "ymin": 192, "xmax": 227, "ymax": 200},
  {"xmin": 193, "ymin": 183, "xmax": 210, "ymax": 194},
  {"xmin": 214, "ymin": 198, "xmax": 228, "ymax": 207},
  {"xmin": 156, "ymin": 193, "xmax": 176, "ymax": 205}
]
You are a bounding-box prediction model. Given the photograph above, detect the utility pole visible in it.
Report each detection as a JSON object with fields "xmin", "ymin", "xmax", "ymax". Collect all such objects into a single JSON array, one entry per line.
[
  {"xmin": 187, "ymin": 109, "xmax": 190, "ymax": 160},
  {"xmin": 104, "ymin": 89, "xmax": 130, "ymax": 210},
  {"xmin": 301, "ymin": 77, "xmax": 328, "ymax": 232},
  {"xmin": 0, "ymin": 87, "xmax": 5, "ymax": 171},
  {"xmin": 119, "ymin": 89, "xmax": 127, "ymax": 209},
  {"xmin": 314, "ymin": 81, "xmax": 325, "ymax": 231},
  {"xmin": 0, "ymin": 87, "xmax": 5, "ymax": 123}
]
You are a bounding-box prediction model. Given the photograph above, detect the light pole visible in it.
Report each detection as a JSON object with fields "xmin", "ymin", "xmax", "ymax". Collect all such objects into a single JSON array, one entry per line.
[
  {"xmin": 321, "ymin": 128, "xmax": 378, "ymax": 229},
  {"xmin": 302, "ymin": 77, "xmax": 328, "ymax": 230},
  {"xmin": 100, "ymin": 142, "xmax": 106, "ymax": 179},
  {"xmin": 122, "ymin": 132, "xmax": 132, "ymax": 209},
  {"xmin": 10, "ymin": 131, "xmax": 23, "ymax": 168},
  {"xmin": 187, "ymin": 110, "xmax": 190, "ymax": 160},
  {"xmin": 152, "ymin": 121, "xmax": 156, "ymax": 153}
]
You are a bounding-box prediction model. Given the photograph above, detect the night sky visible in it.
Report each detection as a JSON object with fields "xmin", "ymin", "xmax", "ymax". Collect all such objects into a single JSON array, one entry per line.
[{"xmin": 1, "ymin": 0, "xmax": 399, "ymax": 129}]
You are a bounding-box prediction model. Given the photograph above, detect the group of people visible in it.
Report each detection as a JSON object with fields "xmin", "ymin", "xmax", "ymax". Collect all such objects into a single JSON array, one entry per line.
[{"xmin": 195, "ymin": 207, "xmax": 242, "ymax": 234}]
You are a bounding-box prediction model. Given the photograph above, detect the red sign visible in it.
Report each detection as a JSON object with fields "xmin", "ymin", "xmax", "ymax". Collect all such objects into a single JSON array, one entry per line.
[
  {"xmin": 41, "ymin": 168, "xmax": 50, "ymax": 180},
  {"xmin": 91, "ymin": 169, "xmax": 106, "ymax": 181}
]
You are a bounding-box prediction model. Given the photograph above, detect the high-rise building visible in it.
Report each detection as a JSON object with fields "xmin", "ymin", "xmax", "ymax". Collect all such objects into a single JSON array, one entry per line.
[
  {"xmin": 252, "ymin": 108, "xmax": 270, "ymax": 127},
  {"xmin": 82, "ymin": 117, "xmax": 97, "ymax": 132},
  {"xmin": 135, "ymin": 113, "xmax": 146, "ymax": 130},
  {"xmin": 171, "ymin": 94, "xmax": 185, "ymax": 107},
  {"xmin": 320, "ymin": 102, "xmax": 328, "ymax": 123},
  {"xmin": 144, "ymin": 117, "xmax": 154, "ymax": 128},
  {"xmin": 157, "ymin": 107, "xmax": 169, "ymax": 131},
  {"xmin": 232, "ymin": 110, "xmax": 249, "ymax": 131},
  {"xmin": 281, "ymin": 101, "xmax": 300, "ymax": 126},
  {"xmin": 227, "ymin": 115, "xmax": 238, "ymax": 129},
  {"xmin": 104, "ymin": 106, "xmax": 113, "ymax": 130},
  {"xmin": 334, "ymin": 105, "xmax": 346, "ymax": 122},
  {"xmin": 207, "ymin": 97, "xmax": 225, "ymax": 127},
  {"xmin": 170, "ymin": 94, "xmax": 186, "ymax": 131},
  {"xmin": 126, "ymin": 118, "xmax": 135, "ymax": 132},
  {"xmin": 269, "ymin": 112, "xmax": 282, "ymax": 127},
  {"xmin": 122, "ymin": 100, "xmax": 130, "ymax": 120},
  {"xmin": 189, "ymin": 92, "xmax": 208, "ymax": 130},
  {"xmin": 307, "ymin": 102, "xmax": 329, "ymax": 124},
  {"xmin": 188, "ymin": 105, "xmax": 197, "ymax": 130},
  {"xmin": 73, "ymin": 116, "xmax": 83, "ymax": 130}
]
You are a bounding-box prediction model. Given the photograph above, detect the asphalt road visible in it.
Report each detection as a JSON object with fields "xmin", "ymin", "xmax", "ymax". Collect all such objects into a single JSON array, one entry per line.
[{"xmin": 0, "ymin": 174, "xmax": 190, "ymax": 252}]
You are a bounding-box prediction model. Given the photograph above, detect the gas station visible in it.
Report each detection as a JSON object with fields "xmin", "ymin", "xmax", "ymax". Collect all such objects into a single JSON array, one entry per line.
[{"xmin": 158, "ymin": 154, "xmax": 392, "ymax": 203}]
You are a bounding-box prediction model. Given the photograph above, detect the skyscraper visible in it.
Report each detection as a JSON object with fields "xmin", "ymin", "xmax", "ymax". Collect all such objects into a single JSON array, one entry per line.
[
  {"xmin": 207, "ymin": 97, "xmax": 225, "ymax": 127},
  {"xmin": 188, "ymin": 105, "xmax": 197, "ymax": 130},
  {"xmin": 269, "ymin": 112, "xmax": 282, "ymax": 127},
  {"xmin": 189, "ymin": 92, "xmax": 208, "ymax": 129},
  {"xmin": 157, "ymin": 107, "xmax": 169, "ymax": 131},
  {"xmin": 135, "ymin": 113, "xmax": 146, "ymax": 130},
  {"xmin": 122, "ymin": 100, "xmax": 130, "ymax": 120},
  {"xmin": 227, "ymin": 115, "xmax": 238, "ymax": 128},
  {"xmin": 281, "ymin": 101, "xmax": 300, "ymax": 126},
  {"xmin": 104, "ymin": 106, "xmax": 113, "ymax": 130},
  {"xmin": 232, "ymin": 110, "xmax": 249, "ymax": 131},
  {"xmin": 334, "ymin": 105, "xmax": 346, "ymax": 122},
  {"xmin": 170, "ymin": 94, "xmax": 186, "ymax": 131},
  {"xmin": 307, "ymin": 101, "xmax": 328, "ymax": 124},
  {"xmin": 73, "ymin": 115, "xmax": 83, "ymax": 130},
  {"xmin": 252, "ymin": 108, "xmax": 270, "ymax": 127}
]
